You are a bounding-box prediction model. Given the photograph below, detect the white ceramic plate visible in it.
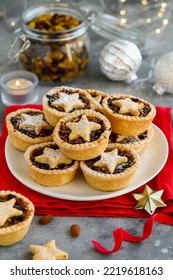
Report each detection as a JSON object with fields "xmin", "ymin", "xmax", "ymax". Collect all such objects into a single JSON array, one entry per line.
[{"xmin": 5, "ymin": 124, "xmax": 168, "ymax": 201}]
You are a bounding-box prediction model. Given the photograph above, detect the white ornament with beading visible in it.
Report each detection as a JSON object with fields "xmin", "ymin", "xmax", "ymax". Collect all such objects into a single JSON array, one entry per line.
[
  {"xmin": 153, "ymin": 52, "xmax": 173, "ymax": 95},
  {"xmin": 99, "ymin": 39, "xmax": 142, "ymax": 83}
]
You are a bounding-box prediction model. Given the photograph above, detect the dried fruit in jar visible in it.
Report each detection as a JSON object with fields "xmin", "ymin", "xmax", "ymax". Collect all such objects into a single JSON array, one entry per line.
[
  {"xmin": 20, "ymin": 13, "xmax": 89, "ymax": 83},
  {"xmin": 28, "ymin": 14, "xmax": 81, "ymax": 31}
]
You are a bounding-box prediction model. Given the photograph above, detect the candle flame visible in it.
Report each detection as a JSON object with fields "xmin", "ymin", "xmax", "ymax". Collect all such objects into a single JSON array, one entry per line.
[{"xmin": 15, "ymin": 80, "xmax": 21, "ymax": 88}]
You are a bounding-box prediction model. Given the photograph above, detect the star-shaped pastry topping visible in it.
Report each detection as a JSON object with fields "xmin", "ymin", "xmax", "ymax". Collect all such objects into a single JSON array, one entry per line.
[
  {"xmin": 29, "ymin": 240, "xmax": 68, "ymax": 260},
  {"xmin": 52, "ymin": 92, "xmax": 84, "ymax": 113},
  {"xmin": 35, "ymin": 147, "xmax": 72, "ymax": 168},
  {"xmin": 112, "ymin": 98, "xmax": 144, "ymax": 116},
  {"xmin": 19, "ymin": 113, "xmax": 52, "ymax": 135},
  {"xmin": 91, "ymin": 95, "xmax": 103, "ymax": 111},
  {"xmin": 66, "ymin": 115, "xmax": 101, "ymax": 142},
  {"xmin": 0, "ymin": 198, "xmax": 23, "ymax": 227},
  {"xmin": 94, "ymin": 95, "xmax": 102, "ymax": 103},
  {"xmin": 94, "ymin": 148, "xmax": 128, "ymax": 174},
  {"xmin": 133, "ymin": 185, "xmax": 167, "ymax": 215}
]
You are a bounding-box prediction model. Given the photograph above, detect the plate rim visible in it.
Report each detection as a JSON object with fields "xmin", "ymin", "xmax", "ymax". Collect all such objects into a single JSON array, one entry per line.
[{"xmin": 5, "ymin": 124, "xmax": 169, "ymax": 201}]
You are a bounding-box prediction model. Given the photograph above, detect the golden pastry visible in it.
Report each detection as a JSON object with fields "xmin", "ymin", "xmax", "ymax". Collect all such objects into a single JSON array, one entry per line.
[
  {"xmin": 0, "ymin": 190, "xmax": 34, "ymax": 246},
  {"xmin": 86, "ymin": 89, "xmax": 109, "ymax": 113},
  {"xmin": 29, "ymin": 239, "xmax": 68, "ymax": 260},
  {"xmin": 102, "ymin": 94, "xmax": 156, "ymax": 136},
  {"xmin": 53, "ymin": 109, "xmax": 111, "ymax": 160},
  {"xmin": 6, "ymin": 108, "xmax": 53, "ymax": 151},
  {"xmin": 80, "ymin": 145, "xmax": 140, "ymax": 191},
  {"xmin": 24, "ymin": 142, "xmax": 79, "ymax": 186},
  {"xmin": 42, "ymin": 86, "xmax": 96, "ymax": 126}
]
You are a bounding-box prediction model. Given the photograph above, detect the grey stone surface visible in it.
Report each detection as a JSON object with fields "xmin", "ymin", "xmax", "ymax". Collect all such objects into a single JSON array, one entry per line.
[{"xmin": 0, "ymin": 1, "xmax": 173, "ymax": 260}]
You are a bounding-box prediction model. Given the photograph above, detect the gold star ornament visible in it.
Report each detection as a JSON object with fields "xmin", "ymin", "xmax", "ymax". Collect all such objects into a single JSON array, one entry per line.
[{"xmin": 133, "ymin": 185, "xmax": 166, "ymax": 215}]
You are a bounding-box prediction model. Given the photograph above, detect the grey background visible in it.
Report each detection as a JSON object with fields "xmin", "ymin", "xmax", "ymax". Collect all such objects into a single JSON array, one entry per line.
[{"xmin": 0, "ymin": 0, "xmax": 173, "ymax": 260}]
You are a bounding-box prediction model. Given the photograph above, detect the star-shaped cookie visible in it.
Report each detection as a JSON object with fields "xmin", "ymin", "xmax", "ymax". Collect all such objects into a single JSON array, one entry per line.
[
  {"xmin": 94, "ymin": 148, "xmax": 128, "ymax": 174},
  {"xmin": 29, "ymin": 240, "xmax": 68, "ymax": 260},
  {"xmin": 0, "ymin": 198, "xmax": 23, "ymax": 227},
  {"xmin": 133, "ymin": 185, "xmax": 166, "ymax": 215},
  {"xmin": 35, "ymin": 147, "xmax": 72, "ymax": 168},
  {"xmin": 19, "ymin": 113, "xmax": 52, "ymax": 135},
  {"xmin": 52, "ymin": 92, "xmax": 84, "ymax": 113},
  {"xmin": 112, "ymin": 98, "xmax": 144, "ymax": 116},
  {"xmin": 66, "ymin": 114, "xmax": 101, "ymax": 141}
]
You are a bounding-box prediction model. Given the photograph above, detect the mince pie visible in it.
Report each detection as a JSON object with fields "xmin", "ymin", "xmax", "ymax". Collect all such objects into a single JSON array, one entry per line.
[
  {"xmin": 86, "ymin": 89, "xmax": 109, "ymax": 113},
  {"xmin": 102, "ymin": 94, "xmax": 156, "ymax": 136},
  {"xmin": 80, "ymin": 145, "xmax": 140, "ymax": 191},
  {"xmin": 53, "ymin": 109, "xmax": 111, "ymax": 160},
  {"xmin": 42, "ymin": 86, "xmax": 96, "ymax": 127},
  {"xmin": 6, "ymin": 108, "xmax": 54, "ymax": 151},
  {"xmin": 24, "ymin": 142, "xmax": 79, "ymax": 186},
  {"xmin": 0, "ymin": 190, "xmax": 34, "ymax": 246},
  {"xmin": 108, "ymin": 125, "xmax": 153, "ymax": 155}
]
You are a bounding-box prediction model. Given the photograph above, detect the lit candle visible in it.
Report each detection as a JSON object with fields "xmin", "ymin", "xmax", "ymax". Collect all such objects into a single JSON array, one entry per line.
[
  {"xmin": 0, "ymin": 70, "xmax": 38, "ymax": 105},
  {"xmin": 6, "ymin": 79, "xmax": 33, "ymax": 91}
]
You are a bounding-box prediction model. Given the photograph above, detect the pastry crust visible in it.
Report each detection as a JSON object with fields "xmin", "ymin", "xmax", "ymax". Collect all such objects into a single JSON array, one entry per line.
[
  {"xmin": 86, "ymin": 89, "xmax": 109, "ymax": 113},
  {"xmin": 108, "ymin": 125, "xmax": 154, "ymax": 155},
  {"xmin": 29, "ymin": 240, "xmax": 68, "ymax": 260},
  {"xmin": 80, "ymin": 145, "xmax": 140, "ymax": 191},
  {"xmin": 102, "ymin": 94, "xmax": 156, "ymax": 136},
  {"xmin": 0, "ymin": 190, "xmax": 35, "ymax": 246},
  {"xmin": 53, "ymin": 109, "xmax": 111, "ymax": 160},
  {"xmin": 42, "ymin": 86, "xmax": 96, "ymax": 127},
  {"xmin": 24, "ymin": 142, "xmax": 79, "ymax": 186},
  {"xmin": 6, "ymin": 108, "xmax": 53, "ymax": 151}
]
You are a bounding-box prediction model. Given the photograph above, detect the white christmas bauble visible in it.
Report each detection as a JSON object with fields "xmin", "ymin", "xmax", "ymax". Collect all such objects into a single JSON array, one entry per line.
[
  {"xmin": 99, "ymin": 39, "xmax": 142, "ymax": 83},
  {"xmin": 153, "ymin": 52, "xmax": 173, "ymax": 95}
]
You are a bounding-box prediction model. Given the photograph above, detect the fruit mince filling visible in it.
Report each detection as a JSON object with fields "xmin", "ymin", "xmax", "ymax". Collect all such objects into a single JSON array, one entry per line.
[
  {"xmin": 31, "ymin": 143, "xmax": 74, "ymax": 170},
  {"xmin": 59, "ymin": 116, "xmax": 106, "ymax": 144},
  {"xmin": 108, "ymin": 97, "xmax": 151, "ymax": 117},
  {"xmin": 85, "ymin": 149, "xmax": 135, "ymax": 174},
  {"xmin": 46, "ymin": 91, "xmax": 90, "ymax": 112},
  {"xmin": 0, "ymin": 194, "xmax": 27, "ymax": 228},
  {"xmin": 10, "ymin": 112, "xmax": 53, "ymax": 138},
  {"xmin": 109, "ymin": 130, "xmax": 148, "ymax": 144}
]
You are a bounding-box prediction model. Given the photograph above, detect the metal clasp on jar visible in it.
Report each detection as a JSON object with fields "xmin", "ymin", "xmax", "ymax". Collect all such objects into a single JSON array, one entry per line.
[{"xmin": 8, "ymin": 28, "xmax": 31, "ymax": 63}]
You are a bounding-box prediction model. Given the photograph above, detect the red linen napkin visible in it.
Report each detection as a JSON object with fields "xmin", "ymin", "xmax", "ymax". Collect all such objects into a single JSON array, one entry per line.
[{"xmin": 0, "ymin": 104, "xmax": 173, "ymax": 218}]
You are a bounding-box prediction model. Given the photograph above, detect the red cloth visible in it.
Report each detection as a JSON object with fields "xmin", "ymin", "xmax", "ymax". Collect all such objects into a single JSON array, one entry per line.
[{"xmin": 0, "ymin": 104, "xmax": 173, "ymax": 217}]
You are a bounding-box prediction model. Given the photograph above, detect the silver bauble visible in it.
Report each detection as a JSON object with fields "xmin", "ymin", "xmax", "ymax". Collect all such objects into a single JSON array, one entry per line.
[
  {"xmin": 99, "ymin": 39, "xmax": 142, "ymax": 83},
  {"xmin": 153, "ymin": 52, "xmax": 173, "ymax": 95}
]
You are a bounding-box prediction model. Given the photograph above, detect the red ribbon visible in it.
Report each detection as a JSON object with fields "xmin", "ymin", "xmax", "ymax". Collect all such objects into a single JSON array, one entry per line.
[{"xmin": 92, "ymin": 213, "xmax": 173, "ymax": 254}]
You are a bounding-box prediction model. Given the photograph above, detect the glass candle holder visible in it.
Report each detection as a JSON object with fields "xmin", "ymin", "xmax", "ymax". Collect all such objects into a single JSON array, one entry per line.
[{"xmin": 0, "ymin": 70, "xmax": 38, "ymax": 105}]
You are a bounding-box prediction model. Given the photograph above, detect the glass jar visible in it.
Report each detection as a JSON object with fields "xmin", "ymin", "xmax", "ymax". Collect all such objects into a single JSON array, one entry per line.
[
  {"xmin": 99, "ymin": 0, "xmax": 172, "ymax": 55},
  {"xmin": 8, "ymin": 2, "xmax": 93, "ymax": 84}
]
